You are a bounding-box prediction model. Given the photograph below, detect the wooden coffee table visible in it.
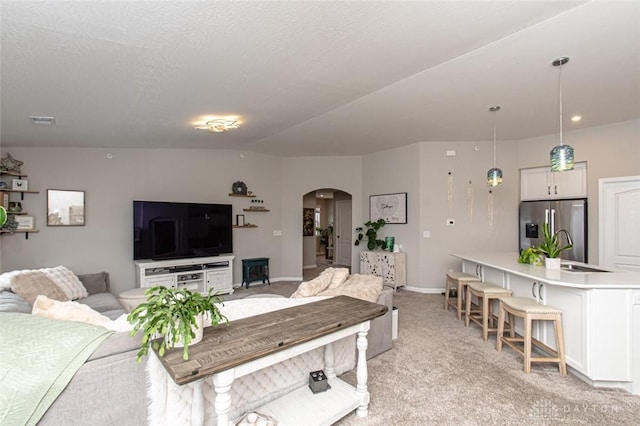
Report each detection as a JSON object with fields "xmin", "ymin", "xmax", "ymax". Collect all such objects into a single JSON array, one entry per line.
[{"xmin": 154, "ymin": 295, "xmax": 388, "ymax": 425}]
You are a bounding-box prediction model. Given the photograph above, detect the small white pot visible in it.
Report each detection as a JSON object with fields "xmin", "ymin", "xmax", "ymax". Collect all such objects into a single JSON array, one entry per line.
[
  {"xmin": 545, "ymin": 257, "xmax": 561, "ymax": 270},
  {"xmin": 166, "ymin": 313, "xmax": 204, "ymax": 348}
]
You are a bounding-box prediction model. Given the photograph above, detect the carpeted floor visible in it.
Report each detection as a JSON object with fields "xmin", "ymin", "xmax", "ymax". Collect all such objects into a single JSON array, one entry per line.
[{"xmin": 236, "ymin": 281, "xmax": 640, "ymax": 425}]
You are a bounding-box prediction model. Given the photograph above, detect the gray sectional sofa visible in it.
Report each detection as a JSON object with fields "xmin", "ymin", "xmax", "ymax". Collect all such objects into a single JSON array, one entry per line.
[{"xmin": 0, "ymin": 272, "xmax": 148, "ymax": 426}]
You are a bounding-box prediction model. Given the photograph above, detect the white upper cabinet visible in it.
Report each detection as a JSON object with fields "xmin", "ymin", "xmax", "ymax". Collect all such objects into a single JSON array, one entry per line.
[{"xmin": 520, "ymin": 162, "xmax": 587, "ymax": 201}]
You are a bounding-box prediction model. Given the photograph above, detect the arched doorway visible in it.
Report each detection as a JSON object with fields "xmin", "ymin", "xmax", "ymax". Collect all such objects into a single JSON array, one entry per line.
[{"xmin": 302, "ymin": 188, "xmax": 352, "ymax": 280}]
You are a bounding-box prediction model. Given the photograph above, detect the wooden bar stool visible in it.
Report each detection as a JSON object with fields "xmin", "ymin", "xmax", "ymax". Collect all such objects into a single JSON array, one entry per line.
[
  {"xmin": 496, "ymin": 297, "xmax": 567, "ymax": 376},
  {"xmin": 444, "ymin": 272, "xmax": 481, "ymax": 320},
  {"xmin": 465, "ymin": 282, "xmax": 512, "ymax": 340}
]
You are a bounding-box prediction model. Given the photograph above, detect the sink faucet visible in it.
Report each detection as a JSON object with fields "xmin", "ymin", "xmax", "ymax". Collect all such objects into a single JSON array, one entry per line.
[{"xmin": 555, "ymin": 229, "xmax": 573, "ymax": 246}]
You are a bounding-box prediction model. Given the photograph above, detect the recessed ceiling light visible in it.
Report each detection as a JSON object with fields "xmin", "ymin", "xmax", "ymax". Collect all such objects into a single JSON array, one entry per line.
[
  {"xmin": 571, "ymin": 115, "xmax": 582, "ymax": 122},
  {"xmin": 28, "ymin": 116, "xmax": 55, "ymax": 125}
]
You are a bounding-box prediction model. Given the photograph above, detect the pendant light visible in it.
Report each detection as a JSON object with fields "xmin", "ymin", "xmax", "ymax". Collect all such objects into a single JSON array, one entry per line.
[
  {"xmin": 550, "ymin": 57, "xmax": 575, "ymax": 171},
  {"xmin": 487, "ymin": 105, "xmax": 503, "ymax": 187}
]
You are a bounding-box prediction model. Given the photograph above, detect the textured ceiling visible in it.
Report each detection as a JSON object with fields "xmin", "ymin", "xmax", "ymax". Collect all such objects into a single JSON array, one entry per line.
[{"xmin": 1, "ymin": 1, "xmax": 639, "ymax": 156}]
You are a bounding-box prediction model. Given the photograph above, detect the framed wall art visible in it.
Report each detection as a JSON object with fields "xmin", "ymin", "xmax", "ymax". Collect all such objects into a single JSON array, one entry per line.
[
  {"xmin": 47, "ymin": 189, "xmax": 85, "ymax": 226},
  {"xmin": 370, "ymin": 192, "xmax": 407, "ymax": 224},
  {"xmin": 303, "ymin": 207, "xmax": 315, "ymax": 236},
  {"xmin": 15, "ymin": 215, "xmax": 35, "ymax": 230}
]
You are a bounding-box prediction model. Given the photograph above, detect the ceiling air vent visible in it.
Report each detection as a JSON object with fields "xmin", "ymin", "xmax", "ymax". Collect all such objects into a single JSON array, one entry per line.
[{"xmin": 28, "ymin": 116, "xmax": 55, "ymax": 125}]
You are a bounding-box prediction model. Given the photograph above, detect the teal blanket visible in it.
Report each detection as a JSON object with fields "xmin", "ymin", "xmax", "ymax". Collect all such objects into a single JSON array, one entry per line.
[{"xmin": 0, "ymin": 313, "xmax": 113, "ymax": 426}]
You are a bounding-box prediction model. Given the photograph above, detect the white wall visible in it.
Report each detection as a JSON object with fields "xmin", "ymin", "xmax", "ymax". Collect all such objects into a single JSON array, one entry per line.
[
  {"xmin": 280, "ymin": 156, "xmax": 363, "ymax": 279},
  {"xmin": 2, "ymin": 119, "xmax": 636, "ymax": 295}
]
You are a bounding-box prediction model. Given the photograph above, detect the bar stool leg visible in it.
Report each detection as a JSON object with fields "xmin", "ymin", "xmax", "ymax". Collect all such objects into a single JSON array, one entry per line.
[
  {"xmin": 523, "ymin": 315, "xmax": 532, "ymax": 374},
  {"xmin": 444, "ymin": 275, "xmax": 450, "ymax": 310},
  {"xmin": 465, "ymin": 285, "xmax": 472, "ymax": 327},
  {"xmin": 496, "ymin": 301, "xmax": 505, "ymax": 351},
  {"xmin": 456, "ymin": 281, "xmax": 465, "ymax": 321},
  {"xmin": 482, "ymin": 294, "xmax": 490, "ymax": 341},
  {"xmin": 554, "ymin": 314, "xmax": 567, "ymax": 376}
]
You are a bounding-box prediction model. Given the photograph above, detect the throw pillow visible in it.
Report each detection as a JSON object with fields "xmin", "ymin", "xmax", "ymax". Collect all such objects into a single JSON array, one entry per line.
[
  {"xmin": 42, "ymin": 266, "xmax": 89, "ymax": 300},
  {"xmin": 11, "ymin": 271, "xmax": 70, "ymax": 305},
  {"xmin": 32, "ymin": 295, "xmax": 111, "ymax": 327},
  {"xmin": 326, "ymin": 268, "xmax": 350, "ymax": 289},
  {"xmin": 77, "ymin": 271, "xmax": 110, "ymax": 295}
]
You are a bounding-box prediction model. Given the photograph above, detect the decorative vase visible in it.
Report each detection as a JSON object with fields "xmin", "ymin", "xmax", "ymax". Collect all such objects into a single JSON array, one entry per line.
[
  {"xmin": 165, "ymin": 313, "xmax": 204, "ymax": 348},
  {"xmin": 384, "ymin": 236, "xmax": 395, "ymax": 252},
  {"xmin": 545, "ymin": 257, "xmax": 561, "ymax": 270}
]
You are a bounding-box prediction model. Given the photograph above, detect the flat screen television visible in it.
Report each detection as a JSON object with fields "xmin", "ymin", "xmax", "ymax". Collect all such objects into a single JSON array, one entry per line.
[{"xmin": 133, "ymin": 201, "xmax": 233, "ymax": 260}]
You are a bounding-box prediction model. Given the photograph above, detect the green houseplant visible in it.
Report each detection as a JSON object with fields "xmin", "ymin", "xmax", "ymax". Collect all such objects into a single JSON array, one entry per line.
[
  {"xmin": 354, "ymin": 218, "xmax": 386, "ymax": 250},
  {"xmin": 535, "ymin": 223, "xmax": 573, "ymax": 259},
  {"xmin": 127, "ymin": 286, "xmax": 227, "ymax": 362}
]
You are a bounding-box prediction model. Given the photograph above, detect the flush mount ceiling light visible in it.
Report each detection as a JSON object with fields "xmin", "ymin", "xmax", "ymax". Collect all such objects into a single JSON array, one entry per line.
[
  {"xmin": 195, "ymin": 118, "xmax": 240, "ymax": 133},
  {"xmin": 487, "ymin": 106, "xmax": 503, "ymax": 187},
  {"xmin": 28, "ymin": 116, "xmax": 55, "ymax": 125},
  {"xmin": 550, "ymin": 57, "xmax": 575, "ymax": 172}
]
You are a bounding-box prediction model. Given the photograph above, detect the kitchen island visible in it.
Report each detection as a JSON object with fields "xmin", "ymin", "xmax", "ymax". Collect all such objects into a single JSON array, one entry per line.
[{"xmin": 451, "ymin": 252, "xmax": 640, "ymax": 394}]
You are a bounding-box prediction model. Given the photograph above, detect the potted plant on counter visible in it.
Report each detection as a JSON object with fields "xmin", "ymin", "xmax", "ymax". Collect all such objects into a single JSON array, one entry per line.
[
  {"xmin": 128, "ymin": 286, "xmax": 227, "ymax": 362},
  {"xmin": 534, "ymin": 223, "xmax": 573, "ymax": 269}
]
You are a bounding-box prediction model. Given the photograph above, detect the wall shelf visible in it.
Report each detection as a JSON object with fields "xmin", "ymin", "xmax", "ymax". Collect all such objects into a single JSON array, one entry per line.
[
  {"xmin": 228, "ymin": 193, "xmax": 256, "ymax": 198},
  {"xmin": 0, "ymin": 229, "xmax": 39, "ymax": 239},
  {"xmin": 242, "ymin": 208, "xmax": 270, "ymax": 212},
  {"xmin": 233, "ymin": 224, "xmax": 258, "ymax": 228}
]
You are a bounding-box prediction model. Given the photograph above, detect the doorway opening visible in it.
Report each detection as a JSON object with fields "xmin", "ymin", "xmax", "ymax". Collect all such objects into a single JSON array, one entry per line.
[{"xmin": 302, "ymin": 189, "xmax": 352, "ymax": 281}]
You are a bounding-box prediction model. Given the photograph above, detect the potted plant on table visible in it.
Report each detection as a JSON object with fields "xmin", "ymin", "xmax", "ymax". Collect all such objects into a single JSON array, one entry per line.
[
  {"xmin": 128, "ymin": 286, "xmax": 227, "ymax": 362},
  {"xmin": 534, "ymin": 223, "xmax": 573, "ymax": 269}
]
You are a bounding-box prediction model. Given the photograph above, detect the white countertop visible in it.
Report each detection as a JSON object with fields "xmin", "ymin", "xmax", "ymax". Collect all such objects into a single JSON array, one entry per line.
[{"xmin": 451, "ymin": 252, "xmax": 640, "ymax": 289}]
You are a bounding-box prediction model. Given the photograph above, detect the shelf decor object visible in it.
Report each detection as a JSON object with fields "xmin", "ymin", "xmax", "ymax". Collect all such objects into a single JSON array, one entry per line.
[
  {"xmin": 370, "ymin": 192, "xmax": 407, "ymax": 224},
  {"xmin": 550, "ymin": 57, "xmax": 575, "ymax": 172},
  {"xmin": 47, "ymin": 189, "xmax": 85, "ymax": 226},
  {"xmin": 0, "ymin": 206, "xmax": 6, "ymax": 226},
  {"xmin": 487, "ymin": 106, "xmax": 503, "ymax": 187}
]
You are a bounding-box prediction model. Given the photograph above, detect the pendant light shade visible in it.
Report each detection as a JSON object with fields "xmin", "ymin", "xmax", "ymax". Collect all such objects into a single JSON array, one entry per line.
[
  {"xmin": 487, "ymin": 106, "xmax": 503, "ymax": 187},
  {"xmin": 550, "ymin": 57, "xmax": 575, "ymax": 172}
]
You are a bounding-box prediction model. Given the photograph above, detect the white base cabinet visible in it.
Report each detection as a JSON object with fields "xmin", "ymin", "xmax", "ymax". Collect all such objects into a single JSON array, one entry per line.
[
  {"xmin": 360, "ymin": 251, "xmax": 406, "ymax": 290},
  {"xmin": 135, "ymin": 255, "xmax": 234, "ymax": 295}
]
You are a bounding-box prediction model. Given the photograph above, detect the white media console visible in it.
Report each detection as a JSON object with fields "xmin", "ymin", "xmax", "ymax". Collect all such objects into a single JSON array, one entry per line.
[{"xmin": 135, "ymin": 255, "xmax": 235, "ymax": 295}]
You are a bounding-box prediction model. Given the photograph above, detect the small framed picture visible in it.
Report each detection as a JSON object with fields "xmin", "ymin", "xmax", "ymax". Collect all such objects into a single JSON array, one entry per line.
[
  {"xmin": 12, "ymin": 179, "xmax": 28, "ymax": 191},
  {"xmin": 236, "ymin": 214, "xmax": 245, "ymax": 226},
  {"xmin": 15, "ymin": 215, "xmax": 35, "ymax": 230}
]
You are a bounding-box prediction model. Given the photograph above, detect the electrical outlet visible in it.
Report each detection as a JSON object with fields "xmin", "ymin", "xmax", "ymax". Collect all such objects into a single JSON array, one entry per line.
[
  {"xmin": 273, "ymin": 230, "xmax": 282, "ymax": 236},
  {"xmin": 423, "ymin": 230, "xmax": 431, "ymax": 238},
  {"xmin": 446, "ymin": 219, "xmax": 455, "ymax": 226}
]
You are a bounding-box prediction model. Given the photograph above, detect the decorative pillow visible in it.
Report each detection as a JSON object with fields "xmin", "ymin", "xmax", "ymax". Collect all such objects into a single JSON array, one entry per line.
[
  {"xmin": 42, "ymin": 266, "xmax": 89, "ymax": 300},
  {"xmin": 32, "ymin": 295, "xmax": 111, "ymax": 327},
  {"xmin": 10, "ymin": 271, "xmax": 70, "ymax": 305},
  {"xmin": 290, "ymin": 269, "xmax": 333, "ymax": 298},
  {"xmin": 77, "ymin": 271, "xmax": 110, "ymax": 295},
  {"xmin": 326, "ymin": 268, "xmax": 350, "ymax": 289}
]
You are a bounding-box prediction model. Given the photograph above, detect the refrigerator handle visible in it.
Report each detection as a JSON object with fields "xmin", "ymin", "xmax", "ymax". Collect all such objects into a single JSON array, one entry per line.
[
  {"xmin": 551, "ymin": 209, "xmax": 556, "ymax": 234},
  {"xmin": 545, "ymin": 209, "xmax": 550, "ymax": 227}
]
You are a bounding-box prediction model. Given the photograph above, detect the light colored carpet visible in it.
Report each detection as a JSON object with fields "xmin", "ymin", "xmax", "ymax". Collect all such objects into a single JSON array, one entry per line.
[{"xmin": 235, "ymin": 281, "xmax": 640, "ymax": 425}]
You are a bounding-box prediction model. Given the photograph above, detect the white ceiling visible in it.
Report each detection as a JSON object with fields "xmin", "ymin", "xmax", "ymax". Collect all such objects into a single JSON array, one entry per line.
[{"xmin": 1, "ymin": 1, "xmax": 639, "ymax": 157}]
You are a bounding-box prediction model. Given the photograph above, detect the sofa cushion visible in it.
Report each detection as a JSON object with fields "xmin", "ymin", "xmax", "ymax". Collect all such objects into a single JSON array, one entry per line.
[
  {"xmin": 77, "ymin": 272, "xmax": 110, "ymax": 295},
  {"xmin": 76, "ymin": 293, "xmax": 126, "ymax": 319},
  {"xmin": 42, "ymin": 266, "xmax": 89, "ymax": 300},
  {"xmin": 11, "ymin": 271, "xmax": 70, "ymax": 304},
  {"xmin": 0, "ymin": 290, "xmax": 32, "ymax": 313}
]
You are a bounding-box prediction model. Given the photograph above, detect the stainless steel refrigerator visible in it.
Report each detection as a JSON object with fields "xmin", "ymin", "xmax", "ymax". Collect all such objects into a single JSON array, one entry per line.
[{"xmin": 519, "ymin": 198, "xmax": 588, "ymax": 263}]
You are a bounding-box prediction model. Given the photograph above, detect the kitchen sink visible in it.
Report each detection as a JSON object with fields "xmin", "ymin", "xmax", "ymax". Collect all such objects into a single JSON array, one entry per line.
[{"xmin": 560, "ymin": 264, "xmax": 611, "ymax": 273}]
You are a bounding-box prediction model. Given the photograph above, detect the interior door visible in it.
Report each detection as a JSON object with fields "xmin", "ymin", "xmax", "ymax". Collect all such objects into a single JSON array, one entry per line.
[
  {"xmin": 600, "ymin": 176, "xmax": 640, "ymax": 271},
  {"xmin": 334, "ymin": 200, "xmax": 352, "ymax": 266}
]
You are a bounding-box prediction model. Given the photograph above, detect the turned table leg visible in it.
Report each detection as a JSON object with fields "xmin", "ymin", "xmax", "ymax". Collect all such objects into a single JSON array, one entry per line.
[
  {"xmin": 212, "ymin": 369, "xmax": 235, "ymax": 426},
  {"xmin": 356, "ymin": 322, "xmax": 370, "ymax": 418}
]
